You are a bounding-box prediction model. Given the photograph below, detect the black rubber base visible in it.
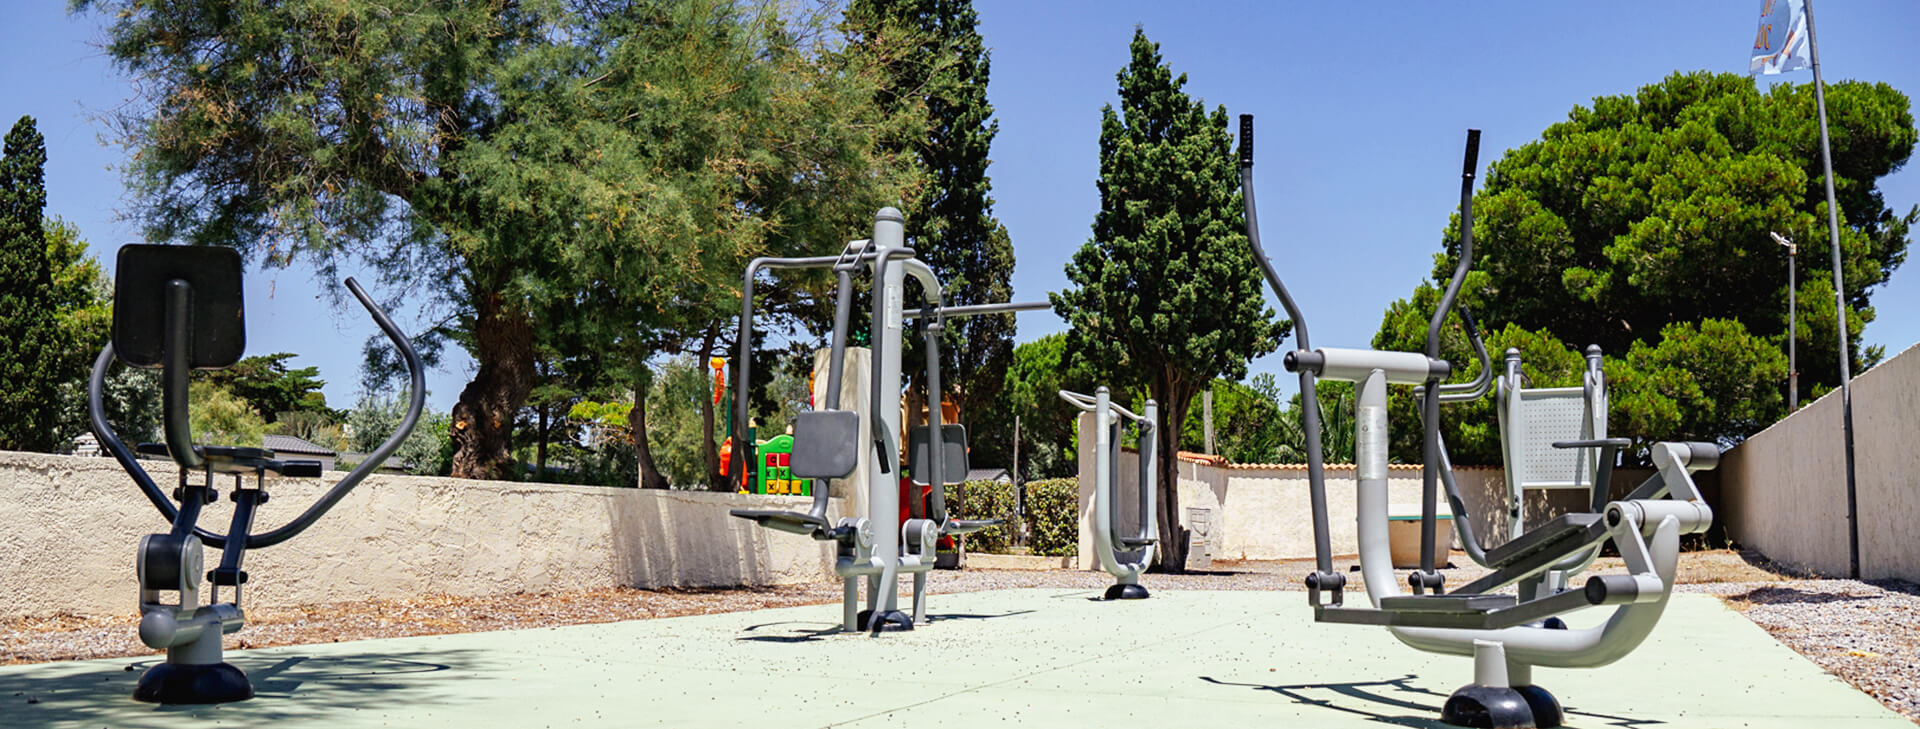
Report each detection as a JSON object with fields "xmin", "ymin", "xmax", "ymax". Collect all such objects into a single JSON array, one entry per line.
[
  {"xmin": 855, "ymin": 609, "xmax": 914, "ymax": 632},
  {"xmin": 1103, "ymin": 583, "xmax": 1150, "ymax": 600},
  {"xmin": 1440, "ymin": 684, "xmax": 1561, "ymax": 728},
  {"xmin": 132, "ymin": 661, "xmax": 254, "ymax": 704}
]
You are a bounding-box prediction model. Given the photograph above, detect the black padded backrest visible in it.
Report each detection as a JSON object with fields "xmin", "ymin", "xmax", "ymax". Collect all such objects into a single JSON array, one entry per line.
[
  {"xmin": 790, "ymin": 410, "xmax": 861, "ymax": 480},
  {"xmin": 113, "ymin": 244, "xmax": 246, "ymax": 369},
  {"xmin": 908, "ymin": 424, "xmax": 969, "ymax": 486}
]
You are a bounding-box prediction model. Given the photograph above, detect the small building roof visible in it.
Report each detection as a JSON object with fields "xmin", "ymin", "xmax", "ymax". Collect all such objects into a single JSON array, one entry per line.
[
  {"xmin": 966, "ymin": 467, "xmax": 1011, "ymax": 483},
  {"xmin": 264, "ymin": 434, "xmax": 336, "ymax": 456}
]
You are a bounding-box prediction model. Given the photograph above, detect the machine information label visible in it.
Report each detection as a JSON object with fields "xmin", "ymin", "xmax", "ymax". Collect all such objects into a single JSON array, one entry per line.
[
  {"xmin": 885, "ymin": 283, "xmax": 903, "ymax": 330},
  {"xmin": 1357, "ymin": 405, "xmax": 1387, "ymax": 481}
]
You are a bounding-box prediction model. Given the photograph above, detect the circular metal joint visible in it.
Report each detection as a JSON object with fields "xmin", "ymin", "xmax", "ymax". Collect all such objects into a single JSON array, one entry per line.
[{"xmin": 137, "ymin": 534, "xmax": 202, "ymax": 591}]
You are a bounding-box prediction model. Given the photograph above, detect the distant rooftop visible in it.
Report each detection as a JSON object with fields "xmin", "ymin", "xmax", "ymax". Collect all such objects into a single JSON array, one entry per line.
[{"xmin": 264, "ymin": 434, "xmax": 336, "ymax": 456}]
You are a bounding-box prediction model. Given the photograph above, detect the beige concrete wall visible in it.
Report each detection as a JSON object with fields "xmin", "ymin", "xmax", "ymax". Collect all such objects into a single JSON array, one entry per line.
[
  {"xmin": 0, "ymin": 452, "xmax": 844, "ymax": 619},
  {"xmin": 1720, "ymin": 342, "xmax": 1920, "ymax": 581},
  {"xmin": 1069, "ymin": 413, "xmax": 1658, "ymax": 568}
]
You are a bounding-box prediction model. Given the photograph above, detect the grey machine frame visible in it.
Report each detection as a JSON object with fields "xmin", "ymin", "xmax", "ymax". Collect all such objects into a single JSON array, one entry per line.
[
  {"xmin": 728, "ymin": 207, "xmax": 1047, "ymax": 632},
  {"xmin": 1238, "ymin": 118, "xmax": 1717, "ymax": 729},
  {"xmin": 89, "ymin": 244, "xmax": 424, "ymax": 704},
  {"xmin": 1057, "ymin": 387, "xmax": 1158, "ymax": 599}
]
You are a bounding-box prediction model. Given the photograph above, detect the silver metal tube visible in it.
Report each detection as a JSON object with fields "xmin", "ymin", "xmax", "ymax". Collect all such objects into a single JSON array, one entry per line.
[{"xmin": 902, "ymin": 300, "xmax": 1051, "ymax": 319}]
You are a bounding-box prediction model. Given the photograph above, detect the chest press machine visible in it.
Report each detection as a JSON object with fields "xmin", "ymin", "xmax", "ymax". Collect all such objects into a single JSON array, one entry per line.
[
  {"xmin": 728, "ymin": 208, "xmax": 1047, "ymax": 633},
  {"xmin": 88, "ymin": 244, "xmax": 424, "ymax": 705},
  {"xmin": 1238, "ymin": 118, "xmax": 1718, "ymax": 729}
]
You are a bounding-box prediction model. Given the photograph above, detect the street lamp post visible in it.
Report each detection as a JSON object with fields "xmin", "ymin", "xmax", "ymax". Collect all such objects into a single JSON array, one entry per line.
[{"xmin": 1771, "ymin": 232, "xmax": 1798, "ymax": 411}]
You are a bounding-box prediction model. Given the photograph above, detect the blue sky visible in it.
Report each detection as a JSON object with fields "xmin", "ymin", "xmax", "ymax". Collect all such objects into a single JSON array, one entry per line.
[{"xmin": 5, "ymin": 2, "xmax": 1919, "ymax": 412}]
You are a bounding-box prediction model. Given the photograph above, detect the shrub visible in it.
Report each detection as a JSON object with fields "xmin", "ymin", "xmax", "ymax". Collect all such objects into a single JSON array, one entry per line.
[{"xmin": 950, "ymin": 477, "xmax": 1079, "ymax": 557}]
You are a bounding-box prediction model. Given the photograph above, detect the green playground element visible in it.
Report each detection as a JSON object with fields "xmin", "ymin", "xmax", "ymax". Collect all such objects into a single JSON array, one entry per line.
[{"xmin": 752, "ymin": 434, "xmax": 806, "ymax": 496}]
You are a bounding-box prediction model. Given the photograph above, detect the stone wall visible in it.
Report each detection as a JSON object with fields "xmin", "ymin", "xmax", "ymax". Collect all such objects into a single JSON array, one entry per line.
[
  {"xmin": 1720, "ymin": 342, "xmax": 1920, "ymax": 581},
  {"xmin": 0, "ymin": 452, "xmax": 843, "ymax": 618}
]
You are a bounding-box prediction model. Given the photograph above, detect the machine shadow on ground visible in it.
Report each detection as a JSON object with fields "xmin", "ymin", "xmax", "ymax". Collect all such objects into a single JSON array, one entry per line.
[
  {"xmin": 736, "ymin": 609, "xmax": 1037, "ymax": 643},
  {"xmin": 0, "ymin": 647, "xmax": 485, "ymax": 727},
  {"xmin": 1198, "ymin": 674, "xmax": 1668, "ymax": 729}
]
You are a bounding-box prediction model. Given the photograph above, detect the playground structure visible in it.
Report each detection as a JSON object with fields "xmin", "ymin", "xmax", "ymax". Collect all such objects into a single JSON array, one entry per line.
[
  {"xmin": 1238, "ymin": 117, "xmax": 1719, "ymax": 728},
  {"xmin": 1058, "ymin": 387, "xmax": 1158, "ymax": 599},
  {"xmin": 727, "ymin": 208, "xmax": 1048, "ymax": 632},
  {"xmin": 86, "ymin": 244, "xmax": 424, "ymax": 704}
]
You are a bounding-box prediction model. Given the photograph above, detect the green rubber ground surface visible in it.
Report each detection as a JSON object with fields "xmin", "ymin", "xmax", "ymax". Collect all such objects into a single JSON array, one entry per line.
[{"xmin": 1, "ymin": 589, "xmax": 1905, "ymax": 728}]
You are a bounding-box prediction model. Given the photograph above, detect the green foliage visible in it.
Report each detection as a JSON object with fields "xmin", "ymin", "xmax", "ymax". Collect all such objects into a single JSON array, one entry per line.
[
  {"xmin": 951, "ymin": 478, "xmax": 1078, "ymax": 557},
  {"xmin": 972, "ymin": 333, "xmax": 1095, "ymax": 479},
  {"xmin": 0, "ymin": 116, "xmax": 59, "ymax": 452},
  {"xmin": 81, "ymin": 0, "xmax": 922, "ymax": 479},
  {"xmin": 1273, "ymin": 379, "xmax": 1359, "ymax": 466},
  {"xmin": 1181, "ymin": 374, "xmax": 1286, "ymax": 464},
  {"xmin": 1439, "ymin": 71, "xmax": 1911, "ymax": 402},
  {"xmin": 1375, "ymin": 71, "xmax": 1913, "ymax": 457},
  {"xmin": 44, "ymin": 219, "xmax": 112, "ymax": 387},
  {"xmin": 1607, "ymin": 319, "xmax": 1787, "ymax": 445},
  {"xmin": 345, "ymin": 396, "xmax": 452, "ymax": 476},
  {"xmin": 199, "ymin": 353, "xmax": 332, "ymax": 423},
  {"xmin": 188, "ymin": 382, "xmax": 267, "ymax": 447},
  {"xmin": 268, "ymin": 410, "xmax": 347, "ymax": 451},
  {"xmin": 46, "ymin": 219, "xmax": 121, "ymax": 445},
  {"xmin": 57, "ymin": 364, "xmax": 162, "ymax": 448},
  {"xmin": 1052, "ymin": 29, "xmax": 1282, "ymax": 567},
  {"xmin": 846, "ymin": 0, "xmax": 1017, "ymax": 423}
]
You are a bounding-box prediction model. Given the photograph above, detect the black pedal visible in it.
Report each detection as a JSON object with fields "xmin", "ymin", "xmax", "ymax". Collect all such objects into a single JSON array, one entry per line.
[{"xmin": 208, "ymin": 567, "xmax": 249, "ymax": 586}]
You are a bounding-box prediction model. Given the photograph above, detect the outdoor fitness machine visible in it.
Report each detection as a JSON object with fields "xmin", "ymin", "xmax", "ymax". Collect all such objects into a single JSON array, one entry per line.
[
  {"xmin": 1057, "ymin": 387, "xmax": 1158, "ymax": 599},
  {"xmin": 1238, "ymin": 117, "xmax": 1718, "ymax": 728},
  {"xmin": 88, "ymin": 244, "xmax": 424, "ymax": 704},
  {"xmin": 728, "ymin": 208, "xmax": 1047, "ymax": 632}
]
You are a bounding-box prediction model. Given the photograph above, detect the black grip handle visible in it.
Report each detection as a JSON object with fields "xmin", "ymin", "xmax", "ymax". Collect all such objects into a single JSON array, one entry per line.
[
  {"xmin": 278, "ymin": 461, "xmax": 324, "ymax": 478},
  {"xmin": 1239, "ymin": 114, "xmax": 1254, "ymax": 166},
  {"xmin": 1462, "ymin": 129, "xmax": 1482, "ymax": 178}
]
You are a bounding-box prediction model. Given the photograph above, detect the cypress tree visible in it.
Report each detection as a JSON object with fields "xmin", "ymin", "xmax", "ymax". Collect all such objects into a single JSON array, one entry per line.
[
  {"xmin": 1052, "ymin": 31, "xmax": 1283, "ymax": 569},
  {"xmin": 846, "ymin": 0, "xmax": 1016, "ymax": 425},
  {"xmin": 0, "ymin": 116, "xmax": 60, "ymax": 452}
]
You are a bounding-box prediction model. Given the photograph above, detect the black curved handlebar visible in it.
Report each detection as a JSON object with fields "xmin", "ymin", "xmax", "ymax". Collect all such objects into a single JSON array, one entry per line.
[{"xmin": 89, "ymin": 276, "xmax": 424, "ymax": 549}]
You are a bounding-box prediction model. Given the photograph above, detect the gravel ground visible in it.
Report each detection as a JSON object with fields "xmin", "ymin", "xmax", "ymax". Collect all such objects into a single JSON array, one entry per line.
[{"xmin": 4, "ymin": 550, "xmax": 1913, "ymax": 723}]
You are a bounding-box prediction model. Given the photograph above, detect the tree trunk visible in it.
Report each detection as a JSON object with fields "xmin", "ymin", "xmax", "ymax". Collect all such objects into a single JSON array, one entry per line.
[
  {"xmin": 450, "ymin": 291, "xmax": 536, "ymax": 481},
  {"xmin": 632, "ymin": 382, "xmax": 669, "ymax": 489},
  {"xmin": 535, "ymin": 403, "xmax": 548, "ymax": 474},
  {"xmin": 1151, "ymin": 373, "xmax": 1199, "ymax": 573},
  {"xmin": 697, "ymin": 327, "xmax": 725, "ymax": 491}
]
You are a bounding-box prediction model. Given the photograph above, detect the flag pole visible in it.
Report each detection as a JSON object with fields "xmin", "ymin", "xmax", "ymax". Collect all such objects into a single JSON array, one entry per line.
[{"xmin": 1802, "ymin": 0, "xmax": 1861, "ymax": 580}]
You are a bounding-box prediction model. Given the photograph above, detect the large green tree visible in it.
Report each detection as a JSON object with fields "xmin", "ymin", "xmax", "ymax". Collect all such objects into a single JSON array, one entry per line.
[
  {"xmin": 0, "ymin": 116, "xmax": 60, "ymax": 452},
  {"xmin": 198, "ymin": 353, "xmax": 332, "ymax": 422},
  {"xmin": 1376, "ymin": 71, "xmax": 1907, "ymax": 458},
  {"xmin": 1053, "ymin": 30, "xmax": 1283, "ymax": 570},
  {"xmin": 845, "ymin": 0, "xmax": 1017, "ymax": 430},
  {"xmin": 84, "ymin": 0, "xmax": 916, "ymax": 480}
]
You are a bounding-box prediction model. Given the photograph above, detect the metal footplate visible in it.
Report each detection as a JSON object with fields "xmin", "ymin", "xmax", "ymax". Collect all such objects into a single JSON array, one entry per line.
[
  {"xmin": 728, "ymin": 509, "xmax": 836, "ymax": 539},
  {"xmin": 1482, "ymin": 512, "xmax": 1607, "ymax": 568},
  {"xmin": 1316, "ymin": 573, "xmax": 1651, "ymax": 630},
  {"xmin": 940, "ymin": 518, "xmax": 1004, "ymax": 536}
]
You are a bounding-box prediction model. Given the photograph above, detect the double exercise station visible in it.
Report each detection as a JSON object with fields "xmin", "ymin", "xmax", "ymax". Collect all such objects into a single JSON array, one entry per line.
[{"xmin": 81, "ymin": 118, "xmax": 1715, "ymax": 728}]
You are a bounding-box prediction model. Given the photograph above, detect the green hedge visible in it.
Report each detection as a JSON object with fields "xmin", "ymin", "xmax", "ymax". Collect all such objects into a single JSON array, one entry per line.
[{"xmin": 949, "ymin": 477, "xmax": 1078, "ymax": 557}]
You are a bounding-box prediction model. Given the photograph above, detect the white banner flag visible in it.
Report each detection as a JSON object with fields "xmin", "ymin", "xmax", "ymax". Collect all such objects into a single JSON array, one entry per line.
[{"xmin": 1750, "ymin": 0, "xmax": 1811, "ymax": 75}]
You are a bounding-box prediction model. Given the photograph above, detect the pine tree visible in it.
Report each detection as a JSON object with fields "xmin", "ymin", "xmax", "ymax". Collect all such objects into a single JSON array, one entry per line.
[
  {"xmin": 846, "ymin": 0, "xmax": 1016, "ymax": 426},
  {"xmin": 0, "ymin": 116, "xmax": 60, "ymax": 452},
  {"xmin": 1052, "ymin": 31, "xmax": 1283, "ymax": 570}
]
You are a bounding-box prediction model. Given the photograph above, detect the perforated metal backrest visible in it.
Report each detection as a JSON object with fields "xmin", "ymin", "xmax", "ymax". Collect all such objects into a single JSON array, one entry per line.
[{"xmin": 1508, "ymin": 387, "xmax": 1595, "ymax": 490}]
